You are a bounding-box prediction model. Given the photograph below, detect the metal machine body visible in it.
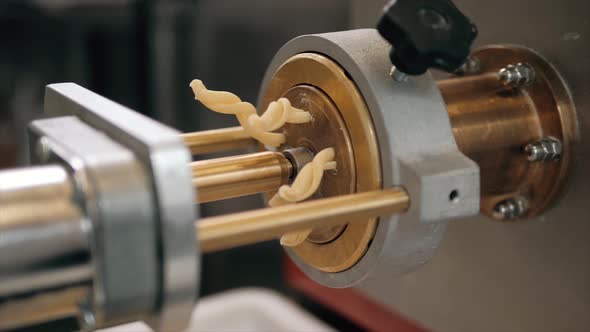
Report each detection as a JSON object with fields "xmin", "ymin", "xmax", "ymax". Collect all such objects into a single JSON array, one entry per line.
[
  {"xmin": 260, "ymin": 28, "xmax": 577, "ymax": 291},
  {"xmin": 0, "ymin": 1, "xmax": 585, "ymax": 330},
  {"xmin": 345, "ymin": 1, "xmax": 589, "ymax": 331},
  {"xmin": 1, "ymin": 84, "xmax": 199, "ymax": 331}
]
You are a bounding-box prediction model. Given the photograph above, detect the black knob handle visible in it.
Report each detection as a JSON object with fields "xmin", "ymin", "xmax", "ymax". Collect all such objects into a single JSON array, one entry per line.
[{"xmin": 377, "ymin": 0, "xmax": 477, "ymax": 75}]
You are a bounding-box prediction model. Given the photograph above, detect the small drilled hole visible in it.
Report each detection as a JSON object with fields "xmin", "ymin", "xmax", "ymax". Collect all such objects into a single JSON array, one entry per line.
[{"xmin": 449, "ymin": 190, "xmax": 460, "ymax": 203}]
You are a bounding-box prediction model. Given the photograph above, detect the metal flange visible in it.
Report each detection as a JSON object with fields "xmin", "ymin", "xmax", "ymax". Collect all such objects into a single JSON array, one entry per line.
[
  {"xmin": 440, "ymin": 45, "xmax": 579, "ymax": 220},
  {"xmin": 259, "ymin": 29, "xmax": 480, "ymax": 287}
]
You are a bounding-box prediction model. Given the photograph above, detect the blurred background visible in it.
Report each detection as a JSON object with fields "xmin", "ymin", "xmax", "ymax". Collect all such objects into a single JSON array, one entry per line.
[{"xmin": 0, "ymin": 0, "xmax": 381, "ymax": 330}]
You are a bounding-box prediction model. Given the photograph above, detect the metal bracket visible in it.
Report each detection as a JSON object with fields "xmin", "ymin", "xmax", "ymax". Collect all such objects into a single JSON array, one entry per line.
[
  {"xmin": 36, "ymin": 84, "xmax": 198, "ymax": 331},
  {"xmin": 29, "ymin": 116, "xmax": 157, "ymax": 328}
]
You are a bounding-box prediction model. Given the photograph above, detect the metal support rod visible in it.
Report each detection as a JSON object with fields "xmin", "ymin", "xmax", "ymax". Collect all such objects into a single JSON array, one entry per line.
[
  {"xmin": 0, "ymin": 165, "xmax": 92, "ymax": 330},
  {"xmin": 0, "ymin": 164, "xmax": 74, "ymax": 204},
  {"xmin": 182, "ymin": 126, "xmax": 257, "ymax": 155},
  {"xmin": 0, "ymin": 286, "xmax": 90, "ymax": 331},
  {"xmin": 196, "ymin": 188, "xmax": 410, "ymax": 253},
  {"xmin": 191, "ymin": 151, "xmax": 292, "ymax": 203}
]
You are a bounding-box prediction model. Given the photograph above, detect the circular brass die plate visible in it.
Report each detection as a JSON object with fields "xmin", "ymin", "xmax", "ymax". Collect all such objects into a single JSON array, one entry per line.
[
  {"xmin": 281, "ymin": 85, "xmax": 355, "ymax": 244},
  {"xmin": 442, "ymin": 45, "xmax": 578, "ymax": 220},
  {"xmin": 261, "ymin": 53, "xmax": 381, "ymax": 272}
]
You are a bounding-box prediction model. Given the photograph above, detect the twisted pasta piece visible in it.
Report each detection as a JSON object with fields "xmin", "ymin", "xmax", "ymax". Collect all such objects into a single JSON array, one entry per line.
[
  {"xmin": 268, "ymin": 148, "xmax": 337, "ymax": 247},
  {"xmin": 190, "ymin": 79, "xmax": 311, "ymax": 147}
]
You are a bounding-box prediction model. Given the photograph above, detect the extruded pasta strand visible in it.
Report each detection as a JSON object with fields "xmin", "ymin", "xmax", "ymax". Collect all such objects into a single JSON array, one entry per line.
[
  {"xmin": 268, "ymin": 148, "xmax": 337, "ymax": 247},
  {"xmin": 190, "ymin": 79, "xmax": 333, "ymax": 246},
  {"xmin": 190, "ymin": 79, "xmax": 311, "ymax": 147}
]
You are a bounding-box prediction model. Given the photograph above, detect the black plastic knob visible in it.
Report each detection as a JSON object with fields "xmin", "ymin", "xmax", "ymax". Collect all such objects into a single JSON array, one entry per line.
[{"xmin": 377, "ymin": 0, "xmax": 477, "ymax": 75}]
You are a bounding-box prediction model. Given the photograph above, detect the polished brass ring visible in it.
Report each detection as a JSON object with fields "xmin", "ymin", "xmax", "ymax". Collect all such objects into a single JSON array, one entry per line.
[{"xmin": 261, "ymin": 53, "xmax": 381, "ymax": 272}]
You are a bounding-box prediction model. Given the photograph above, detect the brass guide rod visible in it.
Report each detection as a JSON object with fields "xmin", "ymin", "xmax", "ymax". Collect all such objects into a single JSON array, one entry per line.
[
  {"xmin": 0, "ymin": 286, "xmax": 89, "ymax": 330},
  {"xmin": 192, "ymin": 151, "xmax": 292, "ymax": 203},
  {"xmin": 182, "ymin": 126, "xmax": 257, "ymax": 155},
  {"xmin": 196, "ymin": 188, "xmax": 410, "ymax": 253}
]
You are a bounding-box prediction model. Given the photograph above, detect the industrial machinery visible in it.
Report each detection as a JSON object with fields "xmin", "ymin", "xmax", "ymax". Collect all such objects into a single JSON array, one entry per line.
[{"xmin": 0, "ymin": 0, "xmax": 580, "ymax": 331}]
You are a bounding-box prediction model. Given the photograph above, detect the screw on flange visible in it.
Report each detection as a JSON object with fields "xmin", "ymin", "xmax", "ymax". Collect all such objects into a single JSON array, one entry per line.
[
  {"xmin": 525, "ymin": 137, "xmax": 562, "ymax": 162},
  {"xmin": 493, "ymin": 196, "xmax": 529, "ymax": 220},
  {"xmin": 390, "ymin": 66, "xmax": 409, "ymax": 82},
  {"xmin": 498, "ymin": 63, "xmax": 535, "ymax": 88},
  {"xmin": 455, "ymin": 55, "xmax": 481, "ymax": 75}
]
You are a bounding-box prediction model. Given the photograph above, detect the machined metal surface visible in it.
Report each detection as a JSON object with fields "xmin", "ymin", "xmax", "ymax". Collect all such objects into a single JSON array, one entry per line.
[
  {"xmin": 0, "ymin": 286, "xmax": 91, "ymax": 331},
  {"xmin": 0, "ymin": 181, "xmax": 90, "ymax": 295},
  {"xmin": 29, "ymin": 116, "xmax": 158, "ymax": 328},
  {"xmin": 0, "ymin": 165, "xmax": 73, "ymax": 204},
  {"xmin": 492, "ymin": 196, "xmax": 529, "ymax": 220},
  {"xmin": 525, "ymin": 137, "xmax": 563, "ymax": 162},
  {"xmin": 440, "ymin": 45, "xmax": 578, "ymax": 220},
  {"xmin": 260, "ymin": 29, "xmax": 480, "ymax": 286},
  {"xmin": 197, "ymin": 188, "xmax": 409, "ymax": 253},
  {"xmin": 0, "ymin": 165, "xmax": 92, "ymax": 329},
  {"xmin": 498, "ymin": 62, "xmax": 535, "ymax": 88},
  {"xmin": 192, "ymin": 151, "xmax": 292, "ymax": 203},
  {"xmin": 182, "ymin": 126, "xmax": 257, "ymax": 155},
  {"xmin": 351, "ymin": 1, "xmax": 589, "ymax": 330},
  {"xmin": 42, "ymin": 84, "xmax": 199, "ymax": 331},
  {"xmin": 280, "ymin": 85, "xmax": 354, "ymax": 245},
  {"xmin": 262, "ymin": 53, "xmax": 382, "ymax": 273},
  {"xmin": 282, "ymin": 147, "xmax": 314, "ymax": 176}
]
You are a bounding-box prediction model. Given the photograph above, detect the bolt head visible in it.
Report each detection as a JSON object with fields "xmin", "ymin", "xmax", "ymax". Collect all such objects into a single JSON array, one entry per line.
[
  {"xmin": 525, "ymin": 137, "xmax": 562, "ymax": 162},
  {"xmin": 498, "ymin": 63, "xmax": 535, "ymax": 88},
  {"xmin": 492, "ymin": 196, "xmax": 529, "ymax": 220},
  {"xmin": 455, "ymin": 55, "xmax": 481, "ymax": 75}
]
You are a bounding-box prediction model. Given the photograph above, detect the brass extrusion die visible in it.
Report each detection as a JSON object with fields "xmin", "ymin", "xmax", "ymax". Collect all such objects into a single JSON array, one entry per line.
[
  {"xmin": 280, "ymin": 85, "xmax": 354, "ymax": 244},
  {"xmin": 261, "ymin": 53, "xmax": 382, "ymax": 272}
]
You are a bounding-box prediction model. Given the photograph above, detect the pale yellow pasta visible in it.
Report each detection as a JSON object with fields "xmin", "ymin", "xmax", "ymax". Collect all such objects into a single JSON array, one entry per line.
[
  {"xmin": 268, "ymin": 148, "xmax": 337, "ymax": 247},
  {"xmin": 190, "ymin": 79, "xmax": 311, "ymax": 147}
]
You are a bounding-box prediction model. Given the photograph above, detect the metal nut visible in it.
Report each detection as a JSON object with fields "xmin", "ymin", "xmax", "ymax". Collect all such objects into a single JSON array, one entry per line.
[
  {"xmin": 525, "ymin": 137, "xmax": 562, "ymax": 162},
  {"xmin": 492, "ymin": 196, "xmax": 529, "ymax": 220},
  {"xmin": 282, "ymin": 147, "xmax": 314, "ymax": 180},
  {"xmin": 390, "ymin": 66, "xmax": 409, "ymax": 82},
  {"xmin": 498, "ymin": 62, "xmax": 535, "ymax": 88}
]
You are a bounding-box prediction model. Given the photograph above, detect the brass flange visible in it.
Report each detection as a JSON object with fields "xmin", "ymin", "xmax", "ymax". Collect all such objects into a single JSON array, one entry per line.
[
  {"xmin": 439, "ymin": 45, "xmax": 578, "ymax": 220},
  {"xmin": 261, "ymin": 53, "xmax": 381, "ymax": 272},
  {"xmin": 259, "ymin": 45, "xmax": 577, "ymax": 273}
]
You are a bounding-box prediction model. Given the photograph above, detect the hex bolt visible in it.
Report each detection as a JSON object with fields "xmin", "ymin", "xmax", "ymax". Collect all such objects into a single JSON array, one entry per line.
[
  {"xmin": 493, "ymin": 196, "xmax": 529, "ymax": 220},
  {"xmin": 390, "ymin": 66, "xmax": 409, "ymax": 82},
  {"xmin": 524, "ymin": 137, "xmax": 562, "ymax": 162},
  {"xmin": 498, "ymin": 62, "xmax": 535, "ymax": 88}
]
